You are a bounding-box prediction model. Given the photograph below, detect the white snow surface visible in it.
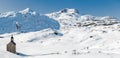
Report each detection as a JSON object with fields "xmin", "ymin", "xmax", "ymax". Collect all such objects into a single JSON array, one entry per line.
[
  {"xmin": 46, "ymin": 8, "xmax": 119, "ymax": 29},
  {"xmin": 0, "ymin": 8, "xmax": 60, "ymax": 34},
  {"xmin": 0, "ymin": 50, "xmax": 21, "ymax": 58},
  {"xmin": 1, "ymin": 25, "xmax": 120, "ymax": 58},
  {"xmin": 1, "ymin": 8, "xmax": 120, "ymax": 58}
]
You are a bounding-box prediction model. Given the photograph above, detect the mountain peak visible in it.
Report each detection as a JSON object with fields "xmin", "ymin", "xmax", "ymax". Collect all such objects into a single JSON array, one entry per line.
[
  {"xmin": 0, "ymin": 11, "xmax": 16, "ymax": 18},
  {"xmin": 60, "ymin": 8, "xmax": 79, "ymax": 14},
  {"xmin": 19, "ymin": 8, "xmax": 36, "ymax": 15}
]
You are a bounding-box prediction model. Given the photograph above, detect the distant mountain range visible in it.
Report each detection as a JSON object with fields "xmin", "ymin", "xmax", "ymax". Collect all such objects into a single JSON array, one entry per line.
[
  {"xmin": 0, "ymin": 8, "xmax": 119, "ymax": 34},
  {"xmin": 46, "ymin": 8, "xmax": 119, "ymax": 29}
]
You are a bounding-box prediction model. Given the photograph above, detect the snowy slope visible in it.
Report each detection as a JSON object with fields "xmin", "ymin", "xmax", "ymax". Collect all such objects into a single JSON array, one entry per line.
[
  {"xmin": 0, "ymin": 8, "xmax": 60, "ymax": 34},
  {"xmin": 46, "ymin": 8, "xmax": 80, "ymax": 29},
  {"xmin": 1, "ymin": 8, "xmax": 120, "ymax": 58},
  {"xmin": 0, "ymin": 50, "xmax": 22, "ymax": 58},
  {"xmin": 1, "ymin": 24, "xmax": 120, "ymax": 58},
  {"xmin": 46, "ymin": 8, "xmax": 120, "ymax": 30},
  {"xmin": 0, "ymin": 8, "xmax": 119, "ymax": 34}
]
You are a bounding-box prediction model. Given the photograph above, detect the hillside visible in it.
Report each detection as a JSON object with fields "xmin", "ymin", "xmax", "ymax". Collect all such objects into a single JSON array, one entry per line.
[
  {"xmin": 0, "ymin": 8, "xmax": 120, "ymax": 58},
  {"xmin": 0, "ymin": 8, "xmax": 60, "ymax": 34},
  {"xmin": 46, "ymin": 8, "xmax": 120, "ymax": 29}
]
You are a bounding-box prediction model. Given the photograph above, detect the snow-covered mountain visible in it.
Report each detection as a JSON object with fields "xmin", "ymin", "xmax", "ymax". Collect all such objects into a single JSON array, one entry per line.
[
  {"xmin": 46, "ymin": 8, "xmax": 81, "ymax": 29},
  {"xmin": 0, "ymin": 8, "xmax": 119, "ymax": 34},
  {"xmin": 1, "ymin": 8, "xmax": 120, "ymax": 58},
  {"xmin": 0, "ymin": 8, "xmax": 60, "ymax": 34},
  {"xmin": 80, "ymin": 15, "xmax": 119, "ymax": 26},
  {"xmin": 46, "ymin": 8, "xmax": 120, "ymax": 29}
]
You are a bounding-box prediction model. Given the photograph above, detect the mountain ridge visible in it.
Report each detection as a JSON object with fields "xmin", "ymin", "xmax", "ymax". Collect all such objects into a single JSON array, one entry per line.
[
  {"xmin": 46, "ymin": 8, "xmax": 120, "ymax": 29},
  {"xmin": 0, "ymin": 8, "xmax": 60, "ymax": 34},
  {"xmin": 0, "ymin": 8, "xmax": 120, "ymax": 34}
]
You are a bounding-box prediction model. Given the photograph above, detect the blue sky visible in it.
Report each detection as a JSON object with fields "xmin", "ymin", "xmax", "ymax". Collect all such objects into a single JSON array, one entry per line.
[{"xmin": 0, "ymin": 0, "xmax": 120, "ymax": 18}]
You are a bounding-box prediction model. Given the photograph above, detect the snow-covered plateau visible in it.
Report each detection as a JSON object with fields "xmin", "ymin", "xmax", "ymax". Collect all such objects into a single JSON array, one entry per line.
[{"xmin": 0, "ymin": 8, "xmax": 120, "ymax": 58}]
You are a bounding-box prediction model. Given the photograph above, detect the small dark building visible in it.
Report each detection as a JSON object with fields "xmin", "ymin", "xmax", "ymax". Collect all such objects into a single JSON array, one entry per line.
[{"xmin": 7, "ymin": 36, "xmax": 16, "ymax": 53}]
